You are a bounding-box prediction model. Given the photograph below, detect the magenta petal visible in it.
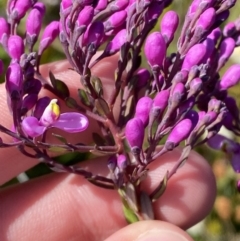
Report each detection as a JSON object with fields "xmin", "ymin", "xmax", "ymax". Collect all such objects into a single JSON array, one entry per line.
[
  {"xmin": 52, "ymin": 113, "xmax": 89, "ymax": 133},
  {"xmin": 22, "ymin": 116, "xmax": 46, "ymax": 137},
  {"xmin": 231, "ymin": 153, "xmax": 240, "ymax": 173}
]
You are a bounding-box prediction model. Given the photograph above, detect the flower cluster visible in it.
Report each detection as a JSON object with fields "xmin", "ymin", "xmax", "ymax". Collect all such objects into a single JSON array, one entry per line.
[{"xmin": 1, "ymin": 0, "xmax": 240, "ymax": 222}]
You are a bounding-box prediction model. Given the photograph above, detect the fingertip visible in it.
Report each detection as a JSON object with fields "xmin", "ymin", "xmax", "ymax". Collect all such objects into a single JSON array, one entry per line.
[{"xmin": 105, "ymin": 220, "xmax": 194, "ymax": 241}]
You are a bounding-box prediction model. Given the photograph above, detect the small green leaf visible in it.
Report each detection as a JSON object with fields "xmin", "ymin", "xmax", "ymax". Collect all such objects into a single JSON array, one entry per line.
[
  {"xmin": 48, "ymin": 146, "xmax": 66, "ymax": 153},
  {"xmin": 65, "ymin": 97, "xmax": 77, "ymax": 109},
  {"xmin": 91, "ymin": 75, "xmax": 103, "ymax": 97},
  {"xmin": 52, "ymin": 133, "xmax": 67, "ymax": 144},
  {"xmin": 49, "ymin": 71, "xmax": 70, "ymax": 99},
  {"xmin": 95, "ymin": 98, "xmax": 110, "ymax": 117},
  {"xmin": 150, "ymin": 172, "xmax": 168, "ymax": 202},
  {"xmin": 78, "ymin": 89, "xmax": 91, "ymax": 107},
  {"xmin": 123, "ymin": 203, "xmax": 139, "ymax": 223}
]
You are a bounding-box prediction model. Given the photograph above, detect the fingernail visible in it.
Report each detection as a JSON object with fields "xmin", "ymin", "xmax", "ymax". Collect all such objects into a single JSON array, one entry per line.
[{"xmin": 136, "ymin": 230, "xmax": 189, "ymax": 241}]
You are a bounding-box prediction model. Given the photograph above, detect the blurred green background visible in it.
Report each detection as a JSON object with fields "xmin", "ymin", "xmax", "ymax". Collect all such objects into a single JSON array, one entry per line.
[{"xmin": 1, "ymin": 1, "xmax": 240, "ymax": 240}]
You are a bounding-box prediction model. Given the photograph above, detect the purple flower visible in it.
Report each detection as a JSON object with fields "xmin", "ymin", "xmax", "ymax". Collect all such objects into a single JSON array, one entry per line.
[{"xmin": 22, "ymin": 99, "xmax": 89, "ymax": 138}]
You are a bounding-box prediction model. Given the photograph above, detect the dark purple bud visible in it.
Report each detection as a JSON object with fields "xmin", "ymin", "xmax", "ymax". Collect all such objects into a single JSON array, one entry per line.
[
  {"xmin": 104, "ymin": 29, "xmax": 127, "ymax": 55},
  {"xmin": 135, "ymin": 97, "xmax": 153, "ymax": 127},
  {"xmin": 77, "ymin": 6, "xmax": 94, "ymax": 27},
  {"xmin": 104, "ymin": 10, "xmax": 127, "ymax": 31},
  {"xmin": 153, "ymin": 89, "xmax": 170, "ymax": 111},
  {"xmin": 160, "ymin": 10, "xmax": 179, "ymax": 45},
  {"xmin": 224, "ymin": 96, "xmax": 239, "ymax": 121},
  {"xmin": 207, "ymin": 27, "xmax": 222, "ymax": 44},
  {"xmin": 144, "ymin": 32, "xmax": 166, "ymax": 68},
  {"xmin": 7, "ymin": 35, "xmax": 24, "ymax": 60},
  {"xmin": 0, "ymin": 17, "xmax": 9, "ymax": 44},
  {"xmin": 82, "ymin": 21, "xmax": 104, "ymax": 47},
  {"xmin": 237, "ymin": 180, "xmax": 240, "ymax": 192},
  {"xmin": 181, "ymin": 44, "xmax": 207, "ymax": 71},
  {"xmin": 219, "ymin": 64, "xmax": 240, "ymax": 90},
  {"xmin": 125, "ymin": 117, "xmax": 144, "ymax": 149},
  {"xmin": 218, "ymin": 37, "xmax": 235, "ymax": 68},
  {"xmin": 165, "ymin": 111, "xmax": 197, "ymax": 149},
  {"xmin": 33, "ymin": 97, "xmax": 51, "ymax": 119},
  {"xmin": 222, "ymin": 112, "xmax": 233, "ymax": 130},
  {"xmin": 26, "ymin": 3, "xmax": 45, "ymax": 47},
  {"xmin": 23, "ymin": 78, "xmax": 42, "ymax": 95},
  {"xmin": 135, "ymin": 68, "xmax": 150, "ymax": 89},
  {"xmin": 39, "ymin": 21, "xmax": 60, "ymax": 55},
  {"xmin": 196, "ymin": 7, "xmax": 216, "ymax": 31},
  {"xmin": 223, "ymin": 22, "xmax": 236, "ymax": 37},
  {"xmin": 21, "ymin": 94, "xmax": 38, "ymax": 114},
  {"xmin": 5, "ymin": 62, "xmax": 23, "ymax": 95},
  {"xmin": 10, "ymin": 0, "xmax": 32, "ymax": 21},
  {"xmin": 177, "ymin": 97, "xmax": 195, "ymax": 115},
  {"xmin": 146, "ymin": 1, "xmax": 163, "ymax": 22},
  {"xmin": 107, "ymin": 155, "xmax": 117, "ymax": 171},
  {"xmin": 117, "ymin": 154, "xmax": 128, "ymax": 170}
]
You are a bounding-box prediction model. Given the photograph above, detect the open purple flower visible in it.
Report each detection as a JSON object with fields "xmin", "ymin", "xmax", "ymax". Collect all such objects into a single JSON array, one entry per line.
[{"xmin": 22, "ymin": 99, "xmax": 88, "ymax": 138}]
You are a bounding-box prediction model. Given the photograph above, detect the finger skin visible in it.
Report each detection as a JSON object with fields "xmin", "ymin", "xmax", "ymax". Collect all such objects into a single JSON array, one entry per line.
[
  {"xmin": 0, "ymin": 149, "xmax": 216, "ymax": 241},
  {"xmin": 0, "ymin": 54, "xmax": 119, "ymax": 185},
  {"xmin": 105, "ymin": 221, "xmax": 194, "ymax": 241}
]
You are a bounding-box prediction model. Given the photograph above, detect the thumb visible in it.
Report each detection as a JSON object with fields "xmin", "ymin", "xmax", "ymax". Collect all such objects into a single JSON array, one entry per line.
[{"xmin": 105, "ymin": 220, "xmax": 194, "ymax": 241}]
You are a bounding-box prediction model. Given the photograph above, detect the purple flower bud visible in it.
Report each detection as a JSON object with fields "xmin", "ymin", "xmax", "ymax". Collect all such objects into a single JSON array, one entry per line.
[
  {"xmin": 10, "ymin": 0, "xmax": 32, "ymax": 21},
  {"xmin": 26, "ymin": 2, "xmax": 46, "ymax": 45},
  {"xmin": 203, "ymin": 111, "xmax": 218, "ymax": 124},
  {"xmin": 5, "ymin": 62, "xmax": 23, "ymax": 95},
  {"xmin": 33, "ymin": 97, "xmax": 51, "ymax": 119},
  {"xmin": 171, "ymin": 82, "xmax": 186, "ymax": 104},
  {"xmin": 208, "ymin": 98, "xmax": 221, "ymax": 112},
  {"xmin": 77, "ymin": 6, "xmax": 94, "ymax": 27},
  {"xmin": 218, "ymin": 37, "xmax": 235, "ymax": 68},
  {"xmin": 153, "ymin": 89, "xmax": 170, "ymax": 111},
  {"xmin": 224, "ymin": 96, "xmax": 239, "ymax": 121},
  {"xmin": 117, "ymin": 154, "xmax": 128, "ymax": 170},
  {"xmin": 109, "ymin": 0, "xmax": 129, "ymax": 12},
  {"xmin": 181, "ymin": 44, "xmax": 207, "ymax": 71},
  {"xmin": 135, "ymin": 68, "xmax": 150, "ymax": 89},
  {"xmin": 7, "ymin": 35, "xmax": 24, "ymax": 60},
  {"xmin": 189, "ymin": 77, "xmax": 202, "ymax": 94},
  {"xmin": 172, "ymin": 70, "xmax": 188, "ymax": 84},
  {"xmin": 207, "ymin": 27, "xmax": 222, "ymax": 44},
  {"xmin": 219, "ymin": 64, "xmax": 240, "ymax": 90},
  {"xmin": 0, "ymin": 17, "xmax": 9, "ymax": 44},
  {"xmin": 196, "ymin": 7, "xmax": 216, "ymax": 31},
  {"xmin": 95, "ymin": 0, "xmax": 108, "ymax": 12},
  {"xmin": 82, "ymin": 21, "xmax": 104, "ymax": 48},
  {"xmin": 165, "ymin": 112, "xmax": 197, "ymax": 149},
  {"xmin": 104, "ymin": 10, "xmax": 127, "ymax": 31},
  {"xmin": 144, "ymin": 32, "xmax": 166, "ymax": 68},
  {"xmin": 223, "ymin": 22, "xmax": 236, "ymax": 37},
  {"xmin": 188, "ymin": 0, "xmax": 201, "ymax": 18},
  {"xmin": 61, "ymin": 0, "xmax": 72, "ymax": 10},
  {"xmin": 125, "ymin": 118, "xmax": 144, "ymax": 149},
  {"xmin": 39, "ymin": 21, "xmax": 60, "ymax": 55},
  {"xmin": 237, "ymin": 180, "xmax": 240, "ymax": 192},
  {"xmin": 21, "ymin": 94, "xmax": 38, "ymax": 114},
  {"xmin": 104, "ymin": 29, "xmax": 127, "ymax": 55},
  {"xmin": 160, "ymin": 10, "xmax": 179, "ymax": 44},
  {"xmin": 135, "ymin": 97, "xmax": 153, "ymax": 127},
  {"xmin": 202, "ymin": 38, "xmax": 215, "ymax": 61}
]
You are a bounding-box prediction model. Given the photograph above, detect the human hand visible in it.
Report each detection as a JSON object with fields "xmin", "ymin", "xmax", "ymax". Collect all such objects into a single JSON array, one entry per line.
[{"xmin": 0, "ymin": 54, "xmax": 216, "ymax": 241}]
